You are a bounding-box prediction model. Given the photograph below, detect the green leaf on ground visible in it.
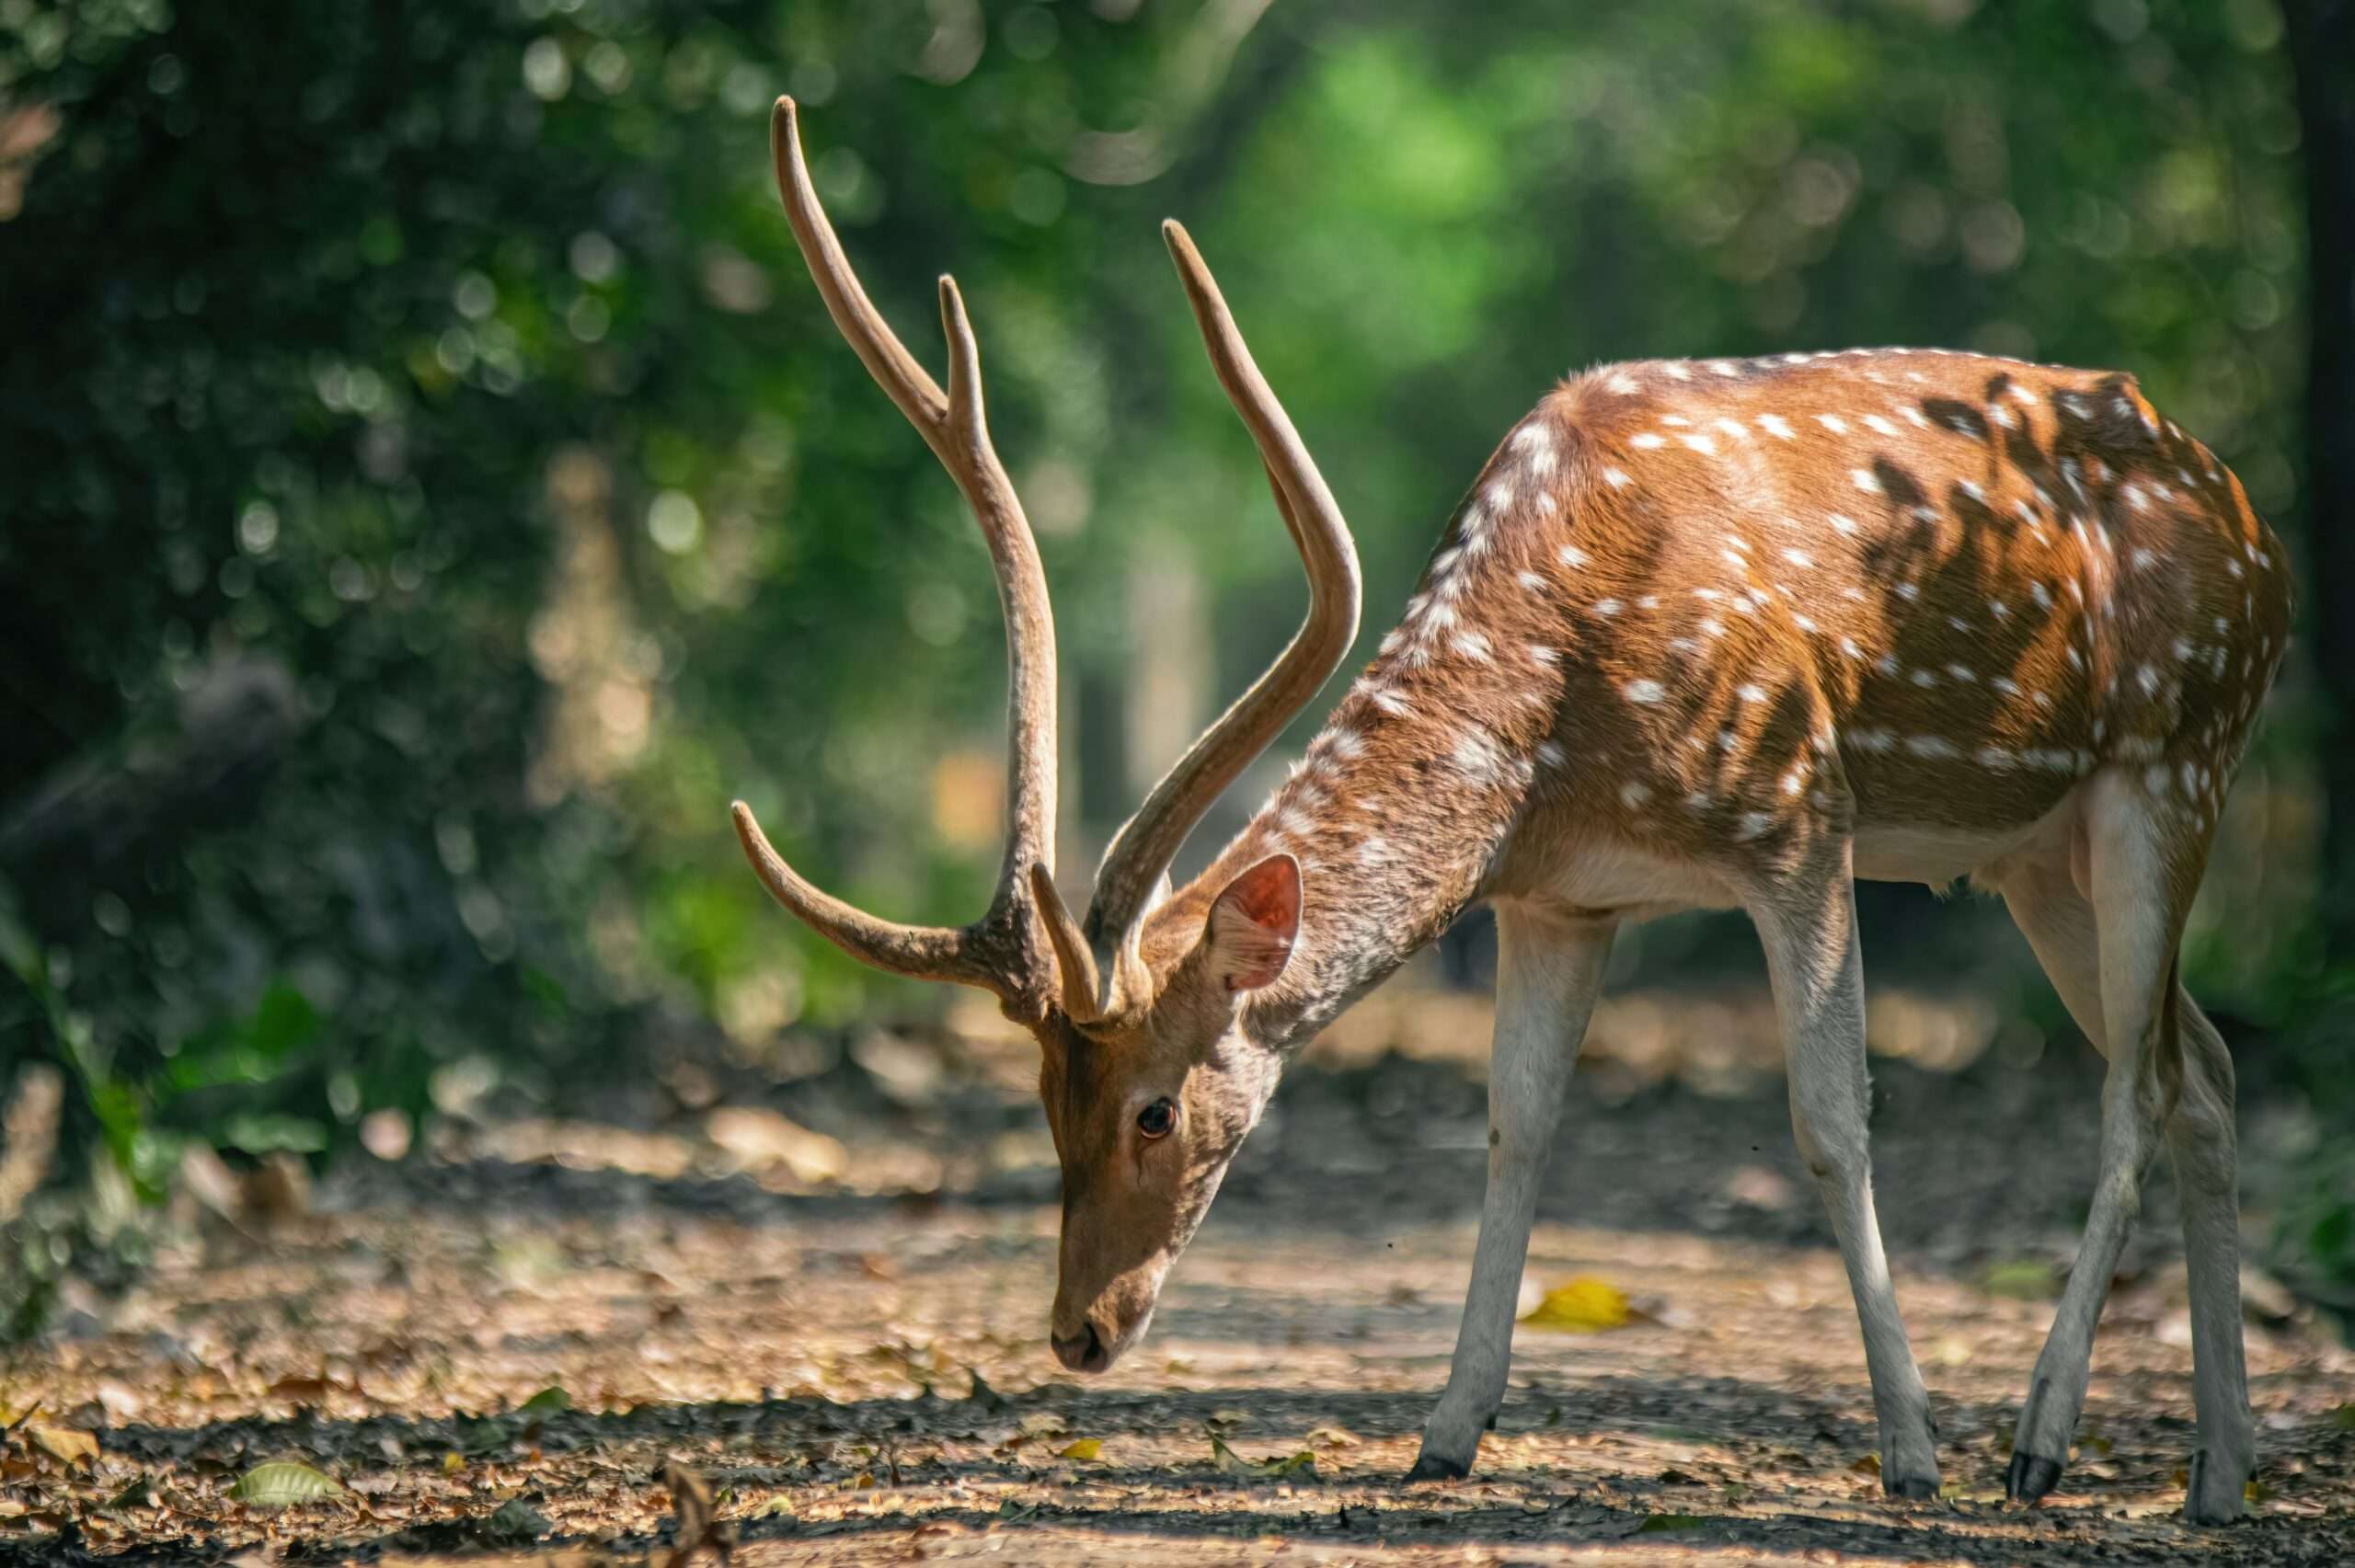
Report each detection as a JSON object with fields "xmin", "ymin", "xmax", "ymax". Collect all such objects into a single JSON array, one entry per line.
[
  {"xmin": 1636, "ymin": 1513, "xmax": 1706, "ymax": 1532},
  {"xmin": 229, "ymin": 1462, "xmax": 344, "ymax": 1505},
  {"xmin": 1982, "ymin": 1259, "xmax": 2063, "ymax": 1300}
]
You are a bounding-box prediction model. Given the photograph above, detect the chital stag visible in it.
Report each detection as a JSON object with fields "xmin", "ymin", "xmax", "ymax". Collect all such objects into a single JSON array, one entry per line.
[{"xmin": 737, "ymin": 99, "xmax": 2291, "ymax": 1524}]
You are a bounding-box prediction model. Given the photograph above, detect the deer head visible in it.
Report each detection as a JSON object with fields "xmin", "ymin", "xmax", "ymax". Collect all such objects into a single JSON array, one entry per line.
[{"xmin": 732, "ymin": 99, "xmax": 1361, "ymax": 1372}]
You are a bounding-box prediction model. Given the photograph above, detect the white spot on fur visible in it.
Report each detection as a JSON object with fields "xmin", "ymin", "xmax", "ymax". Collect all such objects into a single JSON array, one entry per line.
[
  {"xmin": 1816, "ymin": 414, "xmax": 1849, "ymax": 434},
  {"xmin": 1452, "ymin": 730, "xmax": 1503, "ymax": 781},
  {"xmin": 1620, "ymin": 780, "xmax": 1651, "ymax": 808},
  {"xmin": 1560, "ymin": 544, "xmax": 1591, "ymax": 568},
  {"xmin": 1623, "ymin": 678, "xmax": 1667, "ymax": 704},
  {"xmin": 1853, "ymin": 469, "xmax": 1880, "ymax": 494},
  {"xmin": 1757, "ymin": 414, "xmax": 1795, "ymax": 441},
  {"xmin": 1603, "ymin": 467, "xmax": 1631, "ymax": 488}
]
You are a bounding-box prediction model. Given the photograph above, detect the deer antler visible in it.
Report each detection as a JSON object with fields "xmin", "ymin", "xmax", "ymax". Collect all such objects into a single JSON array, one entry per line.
[
  {"xmin": 1071, "ymin": 222, "xmax": 1362, "ymax": 1017},
  {"xmin": 731, "ymin": 97, "xmax": 1066, "ymax": 1013},
  {"xmin": 734, "ymin": 100, "xmax": 1359, "ymax": 1025}
]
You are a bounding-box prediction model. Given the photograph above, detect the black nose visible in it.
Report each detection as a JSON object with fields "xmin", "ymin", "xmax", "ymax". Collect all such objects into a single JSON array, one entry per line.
[{"xmin": 1051, "ymin": 1321, "xmax": 1109, "ymax": 1373}]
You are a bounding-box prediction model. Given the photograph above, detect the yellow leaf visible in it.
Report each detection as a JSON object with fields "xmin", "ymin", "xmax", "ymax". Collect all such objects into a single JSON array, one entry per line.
[
  {"xmin": 1850, "ymin": 1453, "xmax": 1880, "ymax": 1476},
  {"xmin": 29, "ymin": 1427, "xmax": 97, "ymax": 1468},
  {"xmin": 1209, "ymin": 1433, "xmax": 1315, "ymax": 1481},
  {"xmin": 1057, "ymin": 1439, "xmax": 1101, "ymax": 1460},
  {"xmin": 1519, "ymin": 1276, "xmax": 1632, "ymax": 1333},
  {"xmin": 441, "ymin": 1452, "xmax": 465, "ymax": 1475}
]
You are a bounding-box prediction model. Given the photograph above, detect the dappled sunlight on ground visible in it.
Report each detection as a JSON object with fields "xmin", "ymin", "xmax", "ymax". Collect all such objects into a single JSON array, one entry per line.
[{"xmin": 3, "ymin": 996, "xmax": 2350, "ymax": 1563}]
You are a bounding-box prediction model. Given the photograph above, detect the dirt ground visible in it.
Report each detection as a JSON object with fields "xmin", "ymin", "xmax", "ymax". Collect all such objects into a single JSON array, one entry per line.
[{"xmin": 4, "ymin": 974, "xmax": 2352, "ymax": 1566}]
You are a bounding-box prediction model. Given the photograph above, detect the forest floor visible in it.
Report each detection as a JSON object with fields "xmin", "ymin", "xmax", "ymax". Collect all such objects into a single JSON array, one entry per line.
[{"xmin": 5, "ymin": 973, "xmax": 2353, "ymax": 1566}]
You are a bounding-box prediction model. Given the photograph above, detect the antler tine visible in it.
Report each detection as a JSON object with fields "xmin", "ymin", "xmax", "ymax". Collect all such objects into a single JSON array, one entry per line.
[
  {"xmin": 768, "ymin": 97, "xmax": 946, "ymax": 432},
  {"xmin": 731, "ymin": 804, "xmax": 994, "ymax": 987},
  {"xmin": 1083, "ymin": 222, "xmax": 1363, "ymax": 984},
  {"xmin": 735, "ymin": 98, "xmax": 1063, "ymax": 1011}
]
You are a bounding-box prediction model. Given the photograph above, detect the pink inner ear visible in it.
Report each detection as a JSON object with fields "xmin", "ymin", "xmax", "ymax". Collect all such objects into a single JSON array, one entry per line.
[
  {"xmin": 1226, "ymin": 854, "xmax": 1300, "ymax": 932},
  {"xmin": 1211, "ymin": 855, "xmax": 1300, "ymax": 991}
]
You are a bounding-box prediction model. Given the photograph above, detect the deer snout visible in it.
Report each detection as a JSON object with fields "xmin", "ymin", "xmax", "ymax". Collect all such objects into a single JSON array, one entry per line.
[{"xmin": 1050, "ymin": 1319, "xmax": 1111, "ymax": 1374}]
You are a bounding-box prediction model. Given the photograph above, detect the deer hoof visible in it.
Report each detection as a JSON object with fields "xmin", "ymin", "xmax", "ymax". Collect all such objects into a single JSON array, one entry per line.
[
  {"xmin": 1405, "ymin": 1450, "xmax": 1470, "ymax": 1483},
  {"xmin": 2182, "ymin": 1450, "xmax": 2246, "ymax": 1525},
  {"xmin": 1884, "ymin": 1468, "xmax": 1939, "ymax": 1501},
  {"xmin": 2005, "ymin": 1450, "xmax": 2063, "ymax": 1504}
]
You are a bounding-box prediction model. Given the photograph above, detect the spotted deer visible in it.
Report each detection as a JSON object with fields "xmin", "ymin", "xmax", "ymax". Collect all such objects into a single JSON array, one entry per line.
[{"xmin": 736, "ymin": 99, "xmax": 2291, "ymax": 1523}]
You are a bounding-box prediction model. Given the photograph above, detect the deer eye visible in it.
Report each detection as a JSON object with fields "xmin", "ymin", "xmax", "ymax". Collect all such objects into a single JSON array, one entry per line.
[{"xmin": 1136, "ymin": 1098, "xmax": 1176, "ymax": 1139}]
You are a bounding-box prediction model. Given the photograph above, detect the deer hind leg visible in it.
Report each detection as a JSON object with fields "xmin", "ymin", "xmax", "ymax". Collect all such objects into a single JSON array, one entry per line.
[
  {"xmin": 1997, "ymin": 770, "xmax": 2210, "ymax": 1508},
  {"xmin": 1408, "ymin": 906, "xmax": 1614, "ymax": 1482},
  {"xmin": 1749, "ymin": 841, "xmax": 1940, "ymax": 1498},
  {"xmin": 2168, "ymin": 991, "xmax": 2254, "ymax": 1522}
]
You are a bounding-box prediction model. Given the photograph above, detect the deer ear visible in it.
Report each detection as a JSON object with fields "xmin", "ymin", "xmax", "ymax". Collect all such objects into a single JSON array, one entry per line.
[{"xmin": 1203, "ymin": 853, "xmax": 1302, "ymax": 993}]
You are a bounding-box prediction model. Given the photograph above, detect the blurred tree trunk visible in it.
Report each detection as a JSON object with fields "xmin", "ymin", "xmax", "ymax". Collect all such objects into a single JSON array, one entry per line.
[{"xmin": 2287, "ymin": 1, "xmax": 2355, "ymax": 942}]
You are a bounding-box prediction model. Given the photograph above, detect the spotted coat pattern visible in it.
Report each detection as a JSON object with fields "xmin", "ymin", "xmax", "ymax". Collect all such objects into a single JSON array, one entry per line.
[{"xmin": 1163, "ymin": 349, "xmax": 2293, "ymax": 1044}]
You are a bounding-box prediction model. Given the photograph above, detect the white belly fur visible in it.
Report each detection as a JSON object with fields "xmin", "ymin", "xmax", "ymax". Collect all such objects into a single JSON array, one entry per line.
[{"xmin": 1511, "ymin": 784, "xmax": 2088, "ymax": 921}]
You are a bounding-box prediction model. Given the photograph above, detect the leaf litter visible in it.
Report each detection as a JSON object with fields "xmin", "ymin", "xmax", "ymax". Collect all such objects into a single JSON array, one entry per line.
[{"xmin": 0, "ymin": 1034, "xmax": 2350, "ymax": 1563}]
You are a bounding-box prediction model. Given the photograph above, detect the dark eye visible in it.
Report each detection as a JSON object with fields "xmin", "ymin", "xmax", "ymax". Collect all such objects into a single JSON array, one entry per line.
[{"xmin": 1136, "ymin": 1098, "xmax": 1176, "ymax": 1139}]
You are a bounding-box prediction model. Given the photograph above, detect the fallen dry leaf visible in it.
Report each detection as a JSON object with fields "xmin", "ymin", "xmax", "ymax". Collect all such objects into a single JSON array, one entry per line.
[
  {"xmin": 29, "ymin": 1425, "xmax": 98, "ymax": 1468},
  {"xmin": 1209, "ymin": 1431, "xmax": 1316, "ymax": 1481},
  {"xmin": 661, "ymin": 1458, "xmax": 733, "ymax": 1567},
  {"xmin": 1521, "ymin": 1276, "xmax": 1633, "ymax": 1333},
  {"xmin": 1057, "ymin": 1438, "xmax": 1102, "ymax": 1460}
]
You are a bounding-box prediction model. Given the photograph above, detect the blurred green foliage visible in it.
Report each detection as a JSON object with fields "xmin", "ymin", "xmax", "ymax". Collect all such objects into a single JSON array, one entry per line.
[{"xmin": 0, "ymin": 0, "xmax": 2341, "ymax": 1318}]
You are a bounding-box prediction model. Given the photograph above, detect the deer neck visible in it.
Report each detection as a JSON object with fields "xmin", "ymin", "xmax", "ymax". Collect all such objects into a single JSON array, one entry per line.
[{"xmin": 1196, "ymin": 705, "xmax": 1533, "ymax": 1050}]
